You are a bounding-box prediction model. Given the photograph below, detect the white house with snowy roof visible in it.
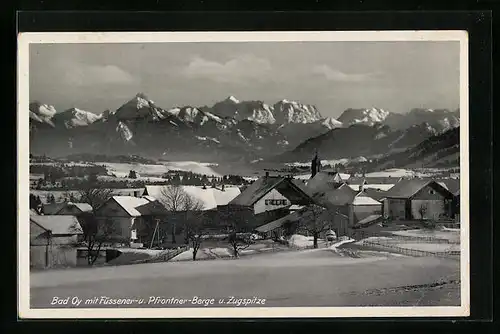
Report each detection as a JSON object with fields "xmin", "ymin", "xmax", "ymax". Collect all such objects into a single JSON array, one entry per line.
[{"xmin": 94, "ymin": 195, "xmax": 170, "ymax": 244}]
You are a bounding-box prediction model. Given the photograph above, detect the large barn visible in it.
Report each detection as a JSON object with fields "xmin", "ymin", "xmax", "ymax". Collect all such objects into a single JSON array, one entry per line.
[{"xmin": 384, "ymin": 179, "xmax": 455, "ymax": 221}]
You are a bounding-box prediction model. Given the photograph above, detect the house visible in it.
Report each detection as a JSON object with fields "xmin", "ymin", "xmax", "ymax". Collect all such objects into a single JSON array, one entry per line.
[
  {"xmin": 41, "ymin": 202, "xmax": 67, "ymax": 215},
  {"xmin": 384, "ymin": 179, "xmax": 455, "ymax": 221},
  {"xmin": 53, "ymin": 202, "xmax": 93, "ymax": 215},
  {"xmin": 348, "ymin": 191, "xmax": 383, "ymax": 226},
  {"xmin": 94, "ymin": 195, "xmax": 170, "ymax": 245},
  {"xmin": 304, "ymin": 178, "xmax": 382, "ymax": 233},
  {"xmin": 306, "ymin": 171, "xmax": 346, "ymax": 194},
  {"xmin": 30, "ymin": 214, "xmax": 83, "ymax": 269},
  {"xmin": 363, "ymin": 188, "xmax": 390, "ymax": 218},
  {"xmin": 225, "ymin": 175, "xmax": 314, "ymax": 231}
]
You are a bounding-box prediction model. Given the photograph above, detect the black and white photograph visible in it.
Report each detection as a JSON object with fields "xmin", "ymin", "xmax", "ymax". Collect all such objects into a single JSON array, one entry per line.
[{"xmin": 18, "ymin": 31, "xmax": 469, "ymax": 318}]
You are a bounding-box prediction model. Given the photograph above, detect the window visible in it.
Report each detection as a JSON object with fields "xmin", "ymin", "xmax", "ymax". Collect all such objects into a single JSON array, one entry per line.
[
  {"xmin": 265, "ymin": 199, "xmax": 287, "ymax": 206},
  {"xmin": 429, "ymin": 189, "xmax": 435, "ymax": 195}
]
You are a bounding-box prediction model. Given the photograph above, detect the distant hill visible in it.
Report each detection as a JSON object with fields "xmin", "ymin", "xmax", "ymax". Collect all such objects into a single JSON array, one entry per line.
[{"xmin": 359, "ymin": 126, "xmax": 460, "ymax": 170}]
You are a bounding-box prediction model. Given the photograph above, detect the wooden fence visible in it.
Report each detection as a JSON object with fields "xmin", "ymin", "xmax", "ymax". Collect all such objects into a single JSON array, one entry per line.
[
  {"xmin": 132, "ymin": 246, "xmax": 189, "ymax": 264},
  {"xmin": 362, "ymin": 241, "xmax": 460, "ymax": 258}
]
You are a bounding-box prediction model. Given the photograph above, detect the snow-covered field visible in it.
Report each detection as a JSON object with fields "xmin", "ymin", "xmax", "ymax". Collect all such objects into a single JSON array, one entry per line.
[
  {"xmin": 98, "ymin": 175, "xmax": 167, "ymax": 183},
  {"xmin": 286, "ymin": 158, "xmax": 350, "ymax": 167},
  {"xmin": 31, "ymin": 249, "xmax": 460, "ymax": 308},
  {"xmin": 159, "ymin": 161, "xmax": 221, "ymax": 177},
  {"xmin": 31, "ymin": 162, "xmax": 95, "ymax": 167},
  {"xmin": 365, "ymin": 168, "xmax": 448, "ymax": 178},
  {"xmin": 99, "ymin": 161, "xmax": 221, "ymax": 178},
  {"xmin": 394, "ymin": 243, "xmax": 460, "ymax": 253}
]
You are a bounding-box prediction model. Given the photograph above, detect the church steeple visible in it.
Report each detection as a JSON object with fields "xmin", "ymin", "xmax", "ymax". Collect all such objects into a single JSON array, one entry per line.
[{"xmin": 311, "ymin": 149, "xmax": 321, "ymax": 178}]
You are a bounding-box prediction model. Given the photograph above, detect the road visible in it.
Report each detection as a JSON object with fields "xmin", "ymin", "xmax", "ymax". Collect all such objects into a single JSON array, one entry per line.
[{"xmin": 30, "ymin": 249, "xmax": 460, "ymax": 308}]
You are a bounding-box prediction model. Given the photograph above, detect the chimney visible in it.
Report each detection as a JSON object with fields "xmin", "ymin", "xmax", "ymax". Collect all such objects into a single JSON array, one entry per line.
[{"xmin": 265, "ymin": 171, "xmax": 269, "ymax": 178}]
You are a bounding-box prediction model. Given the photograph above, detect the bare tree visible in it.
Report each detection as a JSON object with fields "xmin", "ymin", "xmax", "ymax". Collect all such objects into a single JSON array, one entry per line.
[
  {"xmin": 180, "ymin": 194, "xmax": 206, "ymax": 260},
  {"xmin": 227, "ymin": 230, "xmax": 252, "ymax": 258},
  {"xmin": 298, "ymin": 204, "xmax": 331, "ymax": 249},
  {"xmin": 158, "ymin": 185, "xmax": 205, "ymax": 245},
  {"xmin": 77, "ymin": 212, "xmax": 125, "ymax": 265},
  {"xmin": 78, "ymin": 187, "xmax": 113, "ymax": 211},
  {"xmin": 218, "ymin": 207, "xmax": 253, "ymax": 258}
]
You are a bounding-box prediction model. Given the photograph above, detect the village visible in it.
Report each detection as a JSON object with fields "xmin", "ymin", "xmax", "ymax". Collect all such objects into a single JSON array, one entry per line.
[{"xmin": 29, "ymin": 152, "xmax": 461, "ymax": 271}]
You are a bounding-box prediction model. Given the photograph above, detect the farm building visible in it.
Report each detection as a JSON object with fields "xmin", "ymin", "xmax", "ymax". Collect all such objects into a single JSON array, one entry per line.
[
  {"xmin": 255, "ymin": 204, "xmax": 335, "ymax": 240},
  {"xmin": 94, "ymin": 195, "xmax": 170, "ymax": 245},
  {"xmin": 53, "ymin": 202, "xmax": 93, "ymax": 215},
  {"xmin": 30, "ymin": 214, "xmax": 83, "ymax": 269},
  {"xmin": 303, "ymin": 178, "xmax": 383, "ymax": 233},
  {"xmin": 224, "ymin": 175, "xmax": 314, "ymax": 231},
  {"xmin": 384, "ymin": 179, "xmax": 455, "ymax": 221}
]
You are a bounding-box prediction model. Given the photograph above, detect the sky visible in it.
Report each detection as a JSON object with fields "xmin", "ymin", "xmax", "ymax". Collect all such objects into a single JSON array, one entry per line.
[{"xmin": 29, "ymin": 41, "xmax": 460, "ymax": 118}]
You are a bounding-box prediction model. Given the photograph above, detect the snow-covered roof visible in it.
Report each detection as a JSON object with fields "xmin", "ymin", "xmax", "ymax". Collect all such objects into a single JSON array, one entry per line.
[
  {"xmin": 347, "ymin": 184, "xmax": 395, "ymax": 191},
  {"xmin": 57, "ymin": 202, "xmax": 93, "ymax": 213},
  {"xmin": 352, "ymin": 192, "xmax": 382, "ymax": 206},
  {"xmin": 229, "ymin": 177, "xmax": 311, "ymax": 207},
  {"xmin": 384, "ymin": 179, "xmax": 453, "ymax": 199},
  {"xmin": 144, "ymin": 185, "xmax": 241, "ymax": 211},
  {"xmin": 112, "ymin": 196, "xmax": 154, "ymax": 216},
  {"xmin": 30, "ymin": 214, "xmax": 83, "ymax": 235}
]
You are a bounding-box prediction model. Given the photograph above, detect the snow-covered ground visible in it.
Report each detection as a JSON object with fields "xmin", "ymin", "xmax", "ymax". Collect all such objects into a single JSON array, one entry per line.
[
  {"xmin": 30, "ymin": 162, "xmax": 95, "ymax": 167},
  {"xmin": 365, "ymin": 169, "xmax": 416, "ymax": 178},
  {"xmin": 285, "ymin": 158, "xmax": 350, "ymax": 167},
  {"xmin": 394, "ymin": 243, "xmax": 460, "ymax": 253},
  {"xmin": 99, "ymin": 161, "xmax": 221, "ymax": 178},
  {"xmin": 390, "ymin": 229, "xmax": 460, "ymax": 243},
  {"xmin": 170, "ymin": 247, "xmax": 234, "ymax": 261},
  {"xmin": 365, "ymin": 168, "xmax": 445, "ymax": 178},
  {"xmin": 118, "ymin": 248, "xmax": 164, "ymax": 256},
  {"xmin": 288, "ymin": 234, "xmax": 325, "ymax": 248},
  {"xmin": 159, "ymin": 161, "xmax": 221, "ymax": 177},
  {"xmin": 355, "ymin": 236, "xmax": 394, "ymax": 245}
]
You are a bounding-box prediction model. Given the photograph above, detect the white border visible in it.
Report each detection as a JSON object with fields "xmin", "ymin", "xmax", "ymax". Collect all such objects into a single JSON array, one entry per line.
[{"xmin": 17, "ymin": 30, "xmax": 470, "ymax": 319}]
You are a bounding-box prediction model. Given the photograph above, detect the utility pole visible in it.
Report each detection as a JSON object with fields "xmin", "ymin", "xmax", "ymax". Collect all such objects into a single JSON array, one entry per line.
[{"xmin": 150, "ymin": 218, "xmax": 161, "ymax": 249}]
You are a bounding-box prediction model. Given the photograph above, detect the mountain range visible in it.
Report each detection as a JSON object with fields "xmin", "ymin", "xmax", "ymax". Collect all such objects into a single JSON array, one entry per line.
[{"xmin": 29, "ymin": 93, "xmax": 460, "ymax": 163}]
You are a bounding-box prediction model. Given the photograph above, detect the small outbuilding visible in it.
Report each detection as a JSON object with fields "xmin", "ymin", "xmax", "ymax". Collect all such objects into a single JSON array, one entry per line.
[{"xmin": 30, "ymin": 214, "xmax": 84, "ymax": 269}]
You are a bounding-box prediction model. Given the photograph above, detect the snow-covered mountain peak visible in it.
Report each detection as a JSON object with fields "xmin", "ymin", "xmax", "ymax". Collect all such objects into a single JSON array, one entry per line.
[
  {"xmin": 273, "ymin": 100, "xmax": 322, "ymax": 124},
  {"xmin": 226, "ymin": 95, "xmax": 240, "ymax": 104},
  {"xmin": 337, "ymin": 107, "xmax": 391, "ymax": 126},
  {"xmin": 321, "ymin": 117, "xmax": 343, "ymax": 129}
]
